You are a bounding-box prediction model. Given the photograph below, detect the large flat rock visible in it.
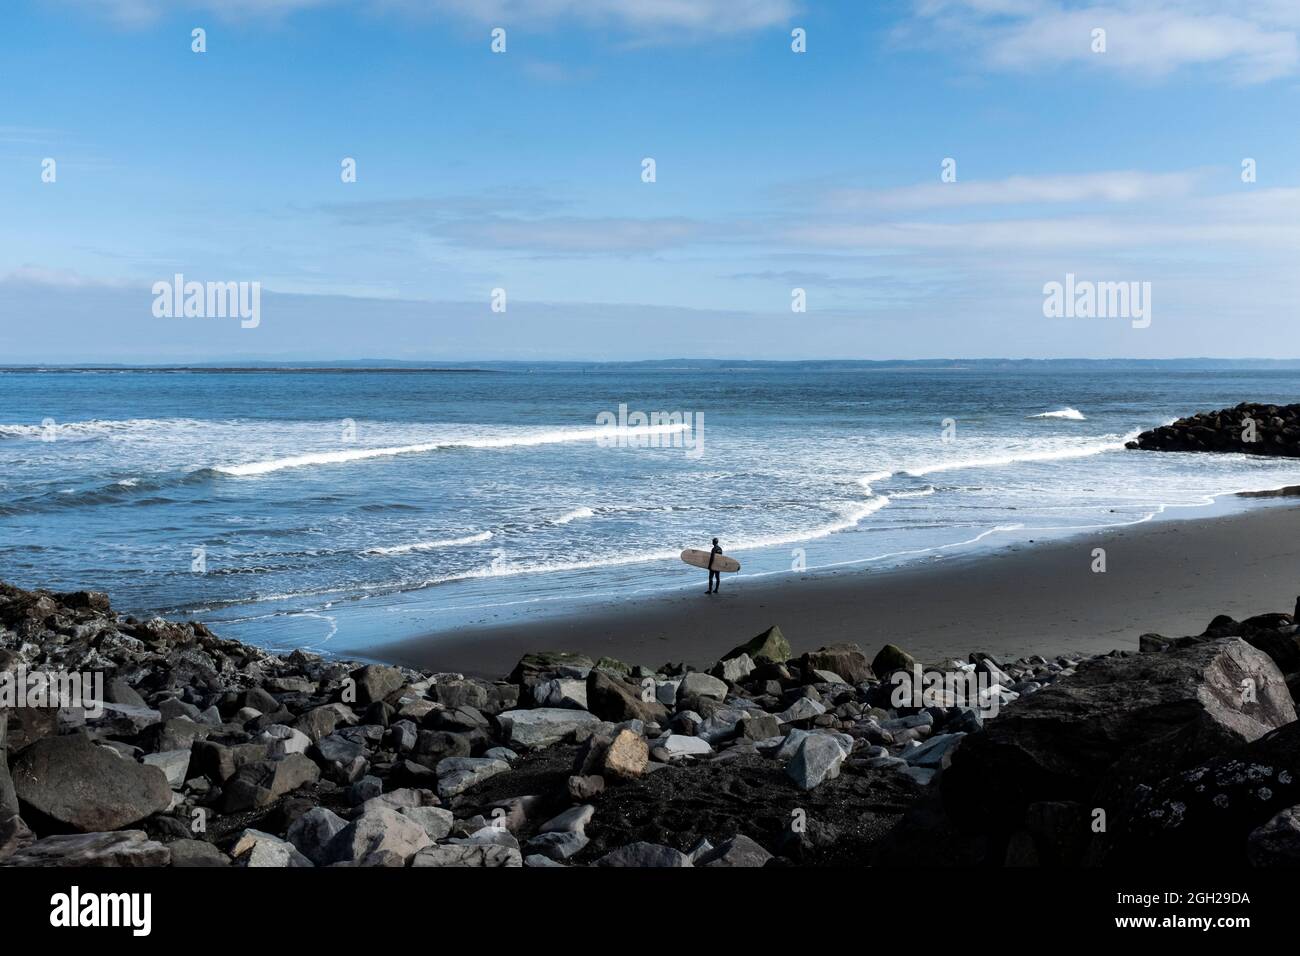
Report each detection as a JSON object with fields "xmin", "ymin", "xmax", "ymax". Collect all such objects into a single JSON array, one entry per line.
[{"xmin": 12, "ymin": 734, "xmax": 172, "ymax": 832}]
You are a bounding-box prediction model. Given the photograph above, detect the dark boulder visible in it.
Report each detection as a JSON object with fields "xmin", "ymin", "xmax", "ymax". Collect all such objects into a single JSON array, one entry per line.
[
  {"xmin": 1101, "ymin": 720, "xmax": 1300, "ymax": 866},
  {"xmin": 586, "ymin": 670, "xmax": 669, "ymax": 725},
  {"xmin": 12, "ymin": 734, "xmax": 172, "ymax": 832},
  {"xmin": 942, "ymin": 638, "xmax": 1295, "ymax": 836},
  {"xmin": 801, "ymin": 643, "xmax": 873, "ymax": 684}
]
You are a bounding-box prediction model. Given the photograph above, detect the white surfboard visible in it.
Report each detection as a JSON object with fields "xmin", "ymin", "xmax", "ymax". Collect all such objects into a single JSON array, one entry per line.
[{"xmin": 680, "ymin": 548, "xmax": 741, "ymax": 573}]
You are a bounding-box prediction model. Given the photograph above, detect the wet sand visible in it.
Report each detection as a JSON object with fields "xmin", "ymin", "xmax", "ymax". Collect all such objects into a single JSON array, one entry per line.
[{"xmin": 374, "ymin": 503, "xmax": 1300, "ymax": 678}]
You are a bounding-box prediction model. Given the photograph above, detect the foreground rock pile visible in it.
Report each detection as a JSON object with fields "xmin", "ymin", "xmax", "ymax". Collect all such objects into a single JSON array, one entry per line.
[
  {"xmin": 1126, "ymin": 402, "xmax": 1300, "ymax": 456},
  {"xmin": 2, "ymin": 581, "xmax": 1299, "ymax": 867}
]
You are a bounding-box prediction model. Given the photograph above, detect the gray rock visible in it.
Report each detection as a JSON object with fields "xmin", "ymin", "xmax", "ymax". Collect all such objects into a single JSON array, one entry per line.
[
  {"xmin": 595, "ymin": 841, "xmax": 693, "ymax": 867},
  {"xmin": 786, "ymin": 734, "xmax": 846, "ymax": 790},
  {"xmin": 360, "ymin": 787, "xmax": 433, "ymax": 813},
  {"xmin": 348, "ymin": 775, "xmax": 384, "ymax": 806},
  {"xmin": 350, "ymin": 664, "xmax": 405, "ymax": 705},
  {"xmin": 697, "ymin": 833, "xmax": 773, "ymax": 867},
  {"xmin": 398, "ymin": 805, "xmax": 454, "ymax": 841},
  {"xmin": 655, "ymin": 680, "xmax": 682, "ymax": 707},
  {"xmin": 713, "ymin": 653, "xmax": 755, "ymax": 683},
  {"xmin": 11, "ymin": 734, "xmax": 172, "ymax": 832},
  {"xmin": 677, "ymin": 672, "xmax": 728, "ymax": 702},
  {"xmin": 526, "ymin": 830, "xmax": 589, "ymax": 860},
  {"xmin": 497, "ymin": 708, "xmax": 602, "ymax": 749},
  {"xmin": 105, "ymin": 678, "xmax": 147, "ymax": 708},
  {"xmin": 286, "ymin": 806, "xmax": 348, "ymax": 865},
  {"xmin": 168, "ymin": 839, "xmax": 230, "ymax": 867},
  {"xmin": 411, "ymin": 844, "xmax": 523, "ymax": 867},
  {"xmin": 221, "ymin": 754, "xmax": 320, "ymax": 812},
  {"xmin": 1, "ymin": 830, "xmax": 171, "ymax": 867},
  {"xmin": 142, "ymin": 749, "xmax": 192, "ymax": 788},
  {"xmin": 87, "ymin": 702, "xmax": 162, "ymax": 736},
  {"xmin": 158, "ymin": 698, "xmax": 202, "ymax": 721},
  {"xmin": 447, "ymin": 825, "xmax": 520, "ymax": 850},
  {"xmin": 233, "ymin": 829, "xmax": 314, "ymax": 868},
  {"xmin": 773, "ymin": 728, "xmax": 851, "ymax": 762},
  {"xmin": 259, "ymin": 724, "xmax": 312, "ymax": 757},
  {"xmin": 325, "ymin": 807, "xmax": 431, "ymax": 864},
  {"xmin": 777, "ymin": 697, "xmax": 827, "ymax": 723},
  {"xmin": 540, "ymin": 804, "xmax": 595, "ymax": 835},
  {"xmin": 739, "ymin": 714, "xmax": 782, "ymax": 740},
  {"xmin": 902, "ymin": 732, "xmax": 964, "ymax": 769},
  {"xmin": 653, "ymin": 734, "xmax": 713, "ymax": 758},
  {"xmin": 0, "ymin": 815, "xmax": 36, "ymax": 862},
  {"xmin": 435, "ymin": 756, "xmax": 511, "ymax": 799},
  {"xmin": 533, "ymin": 678, "xmax": 588, "ymax": 710},
  {"xmin": 901, "ymin": 766, "xmax": 937, "ymax": 786},
  {"xmin": 802, "ymin": 643, "xmax": 873, "ymax": 684}
]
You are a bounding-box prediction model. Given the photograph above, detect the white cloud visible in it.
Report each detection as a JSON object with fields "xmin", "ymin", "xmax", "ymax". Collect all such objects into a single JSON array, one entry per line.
[
  {"xmin": 396, "ymin": 0, "xmax": 798, "ymax": 34},
  {"xmin": 905, "ymin": 1, "xmax": 1300, "ymax": 83},
  {"xmin": 64, "ymin": 0, "xmax": 338, "ymax": 25},
  {"xmin": 64, "ymin": 0, "xmax": 798, "ymax": 34},
  {"xmin": 791, "ymin": 184, "xmax": 1300, "ymax": 251},
  {"xmin": 827, "ymin": 169, "xmax": 1204, "ymax": 211}
]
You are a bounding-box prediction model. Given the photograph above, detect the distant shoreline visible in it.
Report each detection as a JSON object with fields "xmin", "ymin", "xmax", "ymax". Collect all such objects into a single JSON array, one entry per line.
[{"xmin": 10, "ymin": 357, "xmax": 1300, "ymax": 372}]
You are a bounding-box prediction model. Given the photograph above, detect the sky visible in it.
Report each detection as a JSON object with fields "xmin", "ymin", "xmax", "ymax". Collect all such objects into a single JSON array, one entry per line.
[{"xmin": 1, "ymin": 0, "xmax": 1298, "ymax": 362}]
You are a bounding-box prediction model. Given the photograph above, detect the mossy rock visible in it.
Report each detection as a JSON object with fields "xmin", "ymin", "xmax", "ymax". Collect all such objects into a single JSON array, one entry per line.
[
  {"xmin": 594, "ymin": 656, "xmax": 633, "ymax": 677},
  {"xmin": 722, "ymin": 625, "xmax": 792, "ymax": 665},
  {"xmin": 871, "ymin": 643, "xmax": 917, "ymax": 676}
]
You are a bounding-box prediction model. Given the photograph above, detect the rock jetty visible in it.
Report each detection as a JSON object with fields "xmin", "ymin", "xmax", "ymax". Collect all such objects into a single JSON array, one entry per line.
[
  {"xmin": 2, "ymin": 582, "xmax": 1299, "ymax": 867},
  {"xmin": 1126, "ymin": 402, "xmax": 1300, "ymax": 455}
]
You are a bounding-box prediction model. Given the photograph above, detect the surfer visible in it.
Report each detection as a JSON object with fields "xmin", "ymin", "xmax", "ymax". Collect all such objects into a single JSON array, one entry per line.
[{"xmin": 707, "ymin": 537, "xmax": 723, "ymax": 594}]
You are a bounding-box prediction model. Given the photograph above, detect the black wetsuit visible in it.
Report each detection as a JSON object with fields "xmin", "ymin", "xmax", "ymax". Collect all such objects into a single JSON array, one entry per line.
[{"xmin": 708, "ymin": 544, "xmax": 723, "ymax": 593}]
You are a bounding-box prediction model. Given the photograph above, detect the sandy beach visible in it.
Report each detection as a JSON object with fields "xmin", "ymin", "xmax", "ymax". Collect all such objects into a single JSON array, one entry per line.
[{"xmin": 375, "ymin": 500, "xmax": 1300, "ymax": 678}]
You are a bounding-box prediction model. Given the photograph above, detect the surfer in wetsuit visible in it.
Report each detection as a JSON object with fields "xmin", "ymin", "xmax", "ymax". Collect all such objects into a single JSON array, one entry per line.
[{"xmin": 707, "ymin": 537, "xmax": 723, "ymax": 594}]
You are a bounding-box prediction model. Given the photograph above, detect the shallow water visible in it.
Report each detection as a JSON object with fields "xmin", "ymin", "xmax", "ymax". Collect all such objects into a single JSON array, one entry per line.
[{"xmin": 5, "ymin": 363, "xmax": 1300, "ymax": 656}]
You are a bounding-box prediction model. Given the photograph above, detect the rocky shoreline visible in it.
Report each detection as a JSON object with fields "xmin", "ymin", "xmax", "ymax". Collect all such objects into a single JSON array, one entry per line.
[
  {"xmin": 1127, "ymin": 402, "xmax": 1300, "ymax": 455},
  {"xmin": 2, "ymin": 580, "xmax": 1299, "ymax": 867}
]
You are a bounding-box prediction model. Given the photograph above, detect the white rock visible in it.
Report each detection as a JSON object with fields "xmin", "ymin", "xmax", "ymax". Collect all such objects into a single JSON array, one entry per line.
[
  {"xmin": 776, "ymin": 697, "xmax": 827, "ymax": 722},
  {"xmin": 258, "ymin": 724, "xmax": 312, "ymax": 757},
  {"xmin": 233, "ymin": 829, "xmax": 314, "ymax": 867},
  {"xmin": 654, "ymin": 734, "xmax": 713, "ymax": 758},
  {"xmin": 141, "ymin": 749, "xmax": 191, "ymax": 788}
]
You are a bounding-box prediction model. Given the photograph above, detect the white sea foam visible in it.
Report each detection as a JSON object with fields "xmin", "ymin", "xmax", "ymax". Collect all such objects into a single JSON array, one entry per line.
[
  {"xmin": 363, "ymin": 531, "xmax": 493, "ymax": 555},
  {"xmin": 553, "ymin": 507, "xmax": 596, "ymax": 525},
  {"xmin": 0, "ymin": 417, "xmax": 207, "ymax": 438},
  {"xmin": 903, "ymin": 434, "xmax": 1135, "ymax": 477},
  {"xmin": 1030, "ymin": 407, "xmax": 1086, "ymax": 420},
  {"xmin": 213, "ymin": 423, "xmax": 691, "ymax": 477},
  {"xmin": 891, "ymin": 486, "xmax": 936, "ymax": 499}
]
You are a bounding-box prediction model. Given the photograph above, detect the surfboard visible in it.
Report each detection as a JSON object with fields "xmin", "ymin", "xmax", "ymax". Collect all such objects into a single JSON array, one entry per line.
[{"xmin": 680, "ymin": 549, "xmax": 741, "ymax": 573}]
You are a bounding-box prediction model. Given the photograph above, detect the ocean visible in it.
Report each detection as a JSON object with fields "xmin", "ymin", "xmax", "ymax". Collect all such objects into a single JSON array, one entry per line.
[{"xmin": 5, "ymin": 362, "xmax": 1300, "ymax": 658}]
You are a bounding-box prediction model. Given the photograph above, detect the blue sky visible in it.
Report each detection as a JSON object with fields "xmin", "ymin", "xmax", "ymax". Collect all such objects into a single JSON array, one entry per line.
[{"xmin": 1, "ymin": 0, "xmax": 1298, "ymax": 361}]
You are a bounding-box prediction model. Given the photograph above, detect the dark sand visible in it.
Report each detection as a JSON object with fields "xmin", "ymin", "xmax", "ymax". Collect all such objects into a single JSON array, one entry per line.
[{"xmin": 375, "ymin": 503, "xmax": 1300, "ymax": 678}]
